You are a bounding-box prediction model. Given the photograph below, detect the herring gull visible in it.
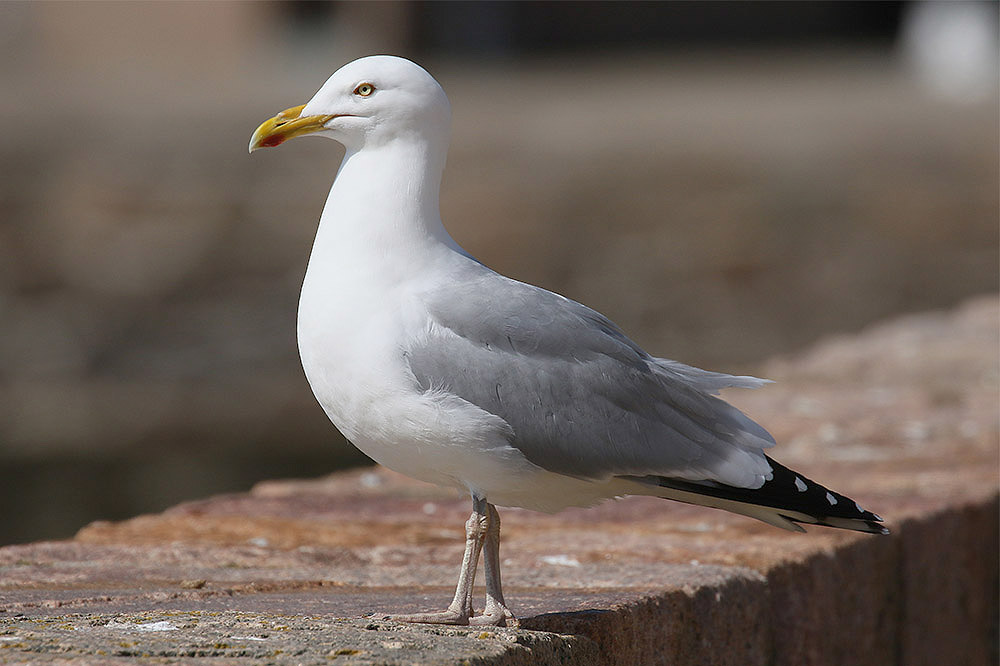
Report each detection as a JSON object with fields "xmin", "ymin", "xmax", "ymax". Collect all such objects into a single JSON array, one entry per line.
[{"xmin": 249, "ymin": 55, "xmax": 887, "ymax": 627}]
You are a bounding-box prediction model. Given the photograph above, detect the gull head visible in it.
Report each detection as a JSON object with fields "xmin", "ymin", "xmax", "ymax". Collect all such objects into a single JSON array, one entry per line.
[{"xmin": 249, "ymin": 55, "xmax": 451, "ymax": 154}]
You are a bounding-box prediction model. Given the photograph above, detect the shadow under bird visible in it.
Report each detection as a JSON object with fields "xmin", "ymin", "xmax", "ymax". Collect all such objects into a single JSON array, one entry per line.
[{"xmin": 249, "ymin": 55, "xmax": 888, "ymax": 627}]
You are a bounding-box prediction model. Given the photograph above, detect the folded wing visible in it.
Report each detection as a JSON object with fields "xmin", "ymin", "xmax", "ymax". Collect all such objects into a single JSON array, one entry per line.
[{"xmin": 405, "ymin": 270, "xmax": 776, "ymax": 489}]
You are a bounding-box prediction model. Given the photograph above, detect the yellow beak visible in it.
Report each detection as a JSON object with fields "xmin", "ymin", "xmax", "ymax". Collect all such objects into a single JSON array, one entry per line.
[{"xmin": 248, "ymin": 105, "xmax": 336, "ymax": 153}]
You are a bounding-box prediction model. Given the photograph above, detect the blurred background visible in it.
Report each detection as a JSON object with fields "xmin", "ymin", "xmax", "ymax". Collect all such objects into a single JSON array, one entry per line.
[{"xmin": 0, "ymin": 1, "xmax": 997, "ymax": 546}]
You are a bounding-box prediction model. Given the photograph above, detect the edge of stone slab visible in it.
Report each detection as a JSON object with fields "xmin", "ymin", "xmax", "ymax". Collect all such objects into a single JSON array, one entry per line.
[{"xmin": 1, "ymin": 493, "xmax": 996, "ymax": 665}]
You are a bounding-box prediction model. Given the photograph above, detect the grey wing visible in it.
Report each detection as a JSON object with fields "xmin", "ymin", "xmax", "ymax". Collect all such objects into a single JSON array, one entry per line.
[{"xmin": 405, "ymin": 271, "xmax": 776, "ymax": 489}]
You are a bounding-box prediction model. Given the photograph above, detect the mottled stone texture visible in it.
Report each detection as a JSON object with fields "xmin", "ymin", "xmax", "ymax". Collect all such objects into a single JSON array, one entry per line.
[{"xmin": 1, "ymin": 297, "xmax": 997, "ymax": 665}]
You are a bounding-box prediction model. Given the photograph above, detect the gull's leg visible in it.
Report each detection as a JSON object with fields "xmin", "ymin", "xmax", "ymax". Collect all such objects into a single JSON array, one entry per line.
[
  {"xmin": 469, "ymin": 502, "xmax": 517, "ymax": 627},
  {"xmin": 390, "ymin": 494, "xmax": 488, "ymax": 625}
]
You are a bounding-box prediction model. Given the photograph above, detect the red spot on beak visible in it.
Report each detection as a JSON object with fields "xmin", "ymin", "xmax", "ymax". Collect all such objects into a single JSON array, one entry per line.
[{"xmin": 260, "ymin": 135, "xmax": 286, "ymax": 148}]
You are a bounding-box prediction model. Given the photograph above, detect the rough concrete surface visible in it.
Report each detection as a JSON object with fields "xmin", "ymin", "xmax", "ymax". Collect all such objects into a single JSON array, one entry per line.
[{"xmin": 1, "ymin": 297, "xmax": 997, "ymax": 665}]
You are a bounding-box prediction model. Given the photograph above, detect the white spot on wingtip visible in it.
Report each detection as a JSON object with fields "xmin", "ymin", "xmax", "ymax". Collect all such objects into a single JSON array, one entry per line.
[
  {"xmin": 825, "ymin": 492, "xmax": 837, "ymax": 505},
  {"xmin": 794, "ymin": 476, "xmax": 808, "ymax": 492},
  {"xmin": 855, "ymin": 501, "xmax": 865, "ymax": 513}
]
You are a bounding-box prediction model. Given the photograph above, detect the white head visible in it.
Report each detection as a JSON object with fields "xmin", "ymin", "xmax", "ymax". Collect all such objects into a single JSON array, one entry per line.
[{"xmin": 250, "ymin": 55, "xmax": 451, "ymax": 153}]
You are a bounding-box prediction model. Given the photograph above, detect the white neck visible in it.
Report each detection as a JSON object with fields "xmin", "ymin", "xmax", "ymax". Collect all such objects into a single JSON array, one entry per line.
[
  {"xmin": 307, "ymin": 138, "xmax": 463, "ymax": 278},
  {"xmin": 296, "ymin": 135, "xmax": 469, "ymax": 408}
]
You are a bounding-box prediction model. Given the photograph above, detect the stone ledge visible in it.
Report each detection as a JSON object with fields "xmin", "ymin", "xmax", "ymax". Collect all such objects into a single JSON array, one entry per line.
[{"xmin": 1, "ymin": 296, "xmax": 997, "ymax": 665}]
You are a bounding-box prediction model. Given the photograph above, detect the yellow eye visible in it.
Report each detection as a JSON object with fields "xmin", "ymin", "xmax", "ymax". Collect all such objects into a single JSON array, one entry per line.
[{"xmin": 354, "ymin": 83, "xmax": 375, "ymax": 97}]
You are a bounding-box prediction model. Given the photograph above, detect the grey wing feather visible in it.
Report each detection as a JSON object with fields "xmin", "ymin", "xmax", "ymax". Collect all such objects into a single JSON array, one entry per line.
[{"xmin": 405, "ymin": 270, "xmax": 776, "ymax": 488}]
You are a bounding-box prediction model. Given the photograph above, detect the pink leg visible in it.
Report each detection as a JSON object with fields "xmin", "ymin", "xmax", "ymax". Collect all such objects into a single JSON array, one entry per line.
[
  {"xmin": 390, "ymin": 495, "xmax": 489, "ymax": 625},
  {"xmin": 469, "ymin": 502, "xmax": 517, "ymax": 627}
]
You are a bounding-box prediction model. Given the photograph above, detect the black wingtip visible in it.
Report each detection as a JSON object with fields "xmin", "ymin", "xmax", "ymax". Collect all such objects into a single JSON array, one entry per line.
[{"xmin": 647, "ymin": 456, "xmax": 889, "ymax": 536}]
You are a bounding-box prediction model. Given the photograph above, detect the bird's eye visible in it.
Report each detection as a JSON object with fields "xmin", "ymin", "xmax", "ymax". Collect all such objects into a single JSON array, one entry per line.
[{"xmin": 354, "ymin": 83, "xmax": 375, "ymax": 97}]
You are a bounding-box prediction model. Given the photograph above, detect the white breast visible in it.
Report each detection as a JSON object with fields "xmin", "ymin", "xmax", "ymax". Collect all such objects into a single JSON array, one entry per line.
[{"xmin": 296, "ymin": 248, "xmax": 527, "ymax": 491}]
